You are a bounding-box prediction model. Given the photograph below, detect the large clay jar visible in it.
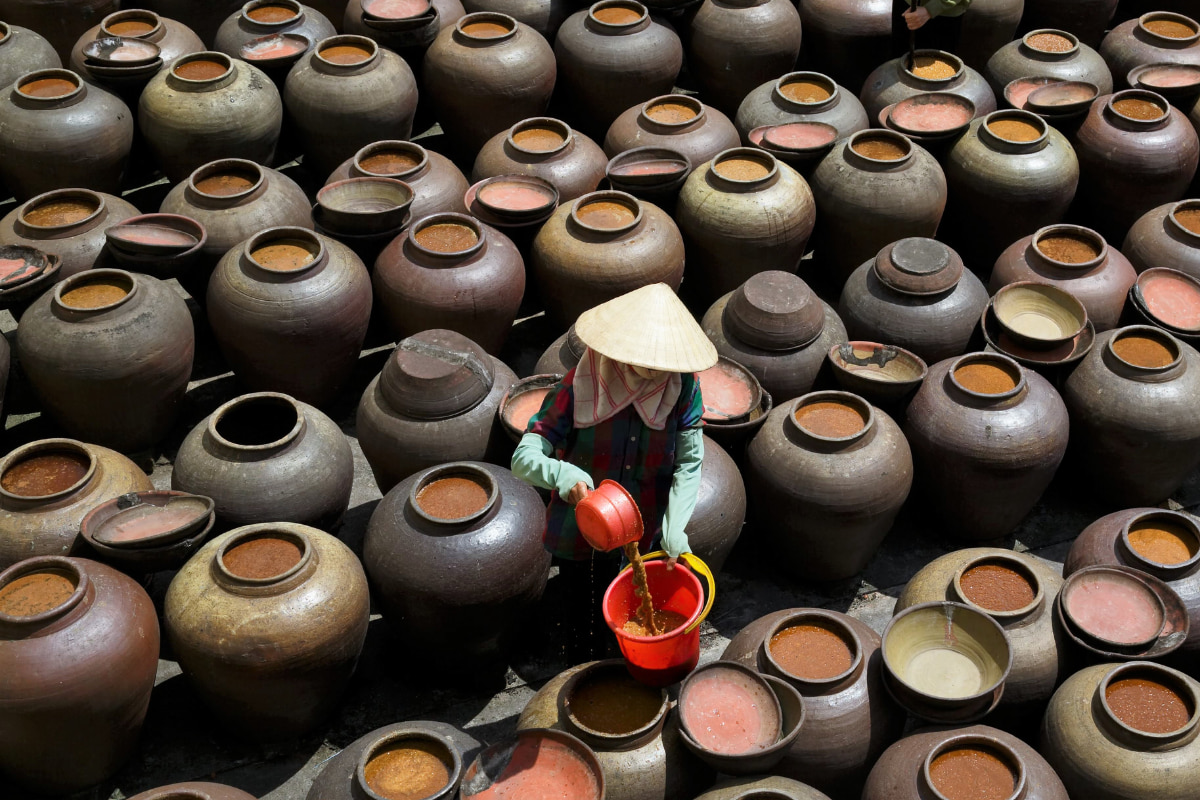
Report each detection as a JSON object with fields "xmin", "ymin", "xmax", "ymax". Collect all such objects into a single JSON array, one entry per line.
[
  {"xmin": 747, "ymin": 391, "xmax": 912, "ymax": 580},
  {"xmin": 676, "ymin": 148, "xmax": 815, "ymax": 306},
  {"xmin": 991, "ymin": 224, "xmax": 1136, "ymax": 330},
  {"xmin": 342, "ymin": 0, "xmax": 464, "ymax": 85},
  {"xmin": 327, "ymin": 140, "xmax": 469, "ymax": 218},
  {"xmin": 284, "ymin": 35, "xmax": 419, "ymax": 176},
  {"xmin": 138, "ymin": 0, "xmax": 244, "ymax": 46},
  {"xmin": 213, "ymin": 0, "xmax": 336, "ymax": 58},
  {"xmin": 173, "ymin": 392, "xmax": 355, "ymax": 530},
  {"xmin": 721, "ymin": 608, "xmax": 906, "ymax": 799},
  {"xmin": 17, "ymin": 269, "xmax": 194, "ymax": 453},
  {"xmin": 735, "ymin": 70, "xmax": 869, "ymax": 144},
  {"xmin": 1061, "ymin": 325, "xmax": 1200, "ymax": 506},
  {"xmin": 860, "ymin": 50, "xmax": 998, "ymax": 123},
  {"xmin": 1123, "ymin": 199, "xmax": 1200, "ymax": 278},
  {"xmin": 364, "ymin": 460, "xmax": 549, "ymax": 666},
  {"xmin": 985, "ymin": 28, "xmax": 1112, "ymax": 95},
  {"xmin": 516, "ymin": 660, "xmax": 715, "ymax": 800},
  {"xmin": 1020, "ymin": 0, "xmax": 1117, "ymax": 48},
  {"xmin": 1041, "ymin": 661, "xmax": 1200, "ymax": 800},
  {"xmin": 460, "ymin": 0, "xmax": 568, "ymax": 40},
  {"xmin": 0, "ymin": 23, "xmax": 60, "ymax": 91},
  {"xmin": 905, "ymin": 352, "xmax": 1069, "ymax": 541},
  {"xmin": 695, "ymin": 777, "xmax": 830, "ymax": 800},
  {"xmin": 208, "ymin": 227, "xmax": 371, "ymax": 407},
  {"xmin": 864, "ymin": 724, "xmax": 1068, "ymax": 800},
  {"xmin": 0, "ymin": 0, "xmax": 116, "ymax": 62},
  {"xmin": 810, "ymin": 130, "xmax": 946, "ymax": 290},
  {"xmin": 1073, "ymin": 90, "xmax": 1199, "ymax": 242},
  {"xmin": 423, "ymin": 13, "xmax": 556, "ymax": 156},
  {"xmin": 956, "ymin": 0, "xmax": 1024, "ymax": 72},
  {"xmin": 530, "ymin": 190, "xmax": 684, "ymax": 328},
  {"xmin": 165, "ymin": 522, "xmax": 370, "ymax": 740},
  {"xmin": 897, "ymin": 548, "xmax": 1065, "ymax": 718},
  {"xmin": 1100, "ymin": 12, "xmax": 1200, "ymax": 90},
  {"xmin": 131, "ymin": 784, "xmax": 256, "ymax": 800},
  {"xmin": 0, "ymin": 188, "xmax": 139, "ymax": 283},
  {"xmin": 357, "ymin": 329, "xmax": 516, "ymax": 491},
  {"xmin": 472, "ymin": 117, "xmax": 607, "ymax": 202},
  {"xmin": 839, "ymin": 238, "xmax": 988, "ymax": 365},
  {"xmin": 374, "ymin": 213, "xmax": 523, "ymax": 354},
  {"xmin": 794, "ymin": 0, "xmax": 888, "ymax": 92},
  {"xmin": 0, "ymin": 69, "xmax": 131, "ymax": 201},
  {"xmin": 941, "ymin": 110, "xmax": 1079, "ymax": 275},
  {"xmin": 139, "ymin": 51, "xmax": 283, "ymax": 183},
  {"xmin": 687, "ymin": 0, "xmax": 803, "ymax": 116},
  {"xmin": 553, "ymin": 0, "xmax": 681, "ymax": 137},
  {"xmin": 688, "ymin": 435, "xmax": 746, "ymax": 574},
  {"xmin": 0, "ymin": 556, "xmax": 158, "ymax": 795},
  {"xmin": 703, "ymin": 270, "xmax": 845, "ymax": 403},
  {"xmin": 70, "ymin": 9, "xmax": 205, "ymax": 75},
  {"xmin": 604, "ymin": 94, "xmax": 740, "ymax": 168}
]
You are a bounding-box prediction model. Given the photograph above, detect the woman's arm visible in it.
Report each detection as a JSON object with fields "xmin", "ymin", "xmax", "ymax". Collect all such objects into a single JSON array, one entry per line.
[
  {"xmin": 660, "ymin": 427, "xmax": 704, "ymax": 559},
  {"xmin": 511, "ymin": 433, "xmax": 595, "ymax": 498}
]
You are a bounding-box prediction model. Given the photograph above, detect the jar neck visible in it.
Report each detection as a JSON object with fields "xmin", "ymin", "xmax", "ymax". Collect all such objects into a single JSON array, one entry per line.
[{"xmin": 0, "ymin": 558, "xmax": 94, "ymax": 640}]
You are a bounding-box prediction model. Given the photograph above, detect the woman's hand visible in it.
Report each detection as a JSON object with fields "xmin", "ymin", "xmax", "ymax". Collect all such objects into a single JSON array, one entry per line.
[
  {"xmin": 903, "ymin": 6, "xmax": 930, "ymax": 28},
  {"xmin": 566, "ymin": 481, "xmax": 590, "ymax": 505},
  {"xmin": 665, "ymin": 556, "xmax": 678, "ymax": 570}
]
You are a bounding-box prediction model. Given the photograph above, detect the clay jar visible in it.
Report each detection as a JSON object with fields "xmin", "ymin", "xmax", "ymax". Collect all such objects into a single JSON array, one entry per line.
[
  {"xmin": 172, "ymin": 392, "xmax": 355, "ymax": 531},
  {"xmin": 1100, "ymin": 12, "xmax": 1200, "ymax": 90},
  {"xmin": 863, "ymin": 725, "xmax": 1069, "ymax": 800},
  {"xmin": 472, "ymin": 117, "xmax": 607, "ymax": 202},
  {"xmin": 553, "ymin": 0, "xmax": 681, "ymax": 137},
  {"xmin": 687, "ymin": 435, "xmax": 746, "ymax": 575},
  {"xmin": 1073, "ymin": 90, "xmax": 1199, "ymax": 242},
  {"xmin": 1019, "ymin": 0, "xmax": 1117, "ymax": 49},
  {"xmin": 130, "ymin": 784, "xmax": 257, "ymax": 800},
  {"xmin": 734, "ymin": 71, "xmax": 870, "ymax": 144},
  {"xmin": 363, "ymin": 461, "xmax": 550, "ymax": 666},
  {"xmin": 423, "ymin": 13, "xmax": 556, "ymax": 156},
  {"xmin": 342, "ymin": 0, "xmax": 464, "ymax": 88},
  {"xmin": 694, "ymin": 777, "xmax": 831, "ymax": 800},
  {"xmin": 904, "ymin": 352, "xmax": 1069, "ymax": 541},
  {"xmin": 746, "ymin": 391, "xmax": 912, "ymax": 581},
  {"xmin": 942, "ymin": 111, "xmax": 1080, "ymax": 274},
  {"xmin": 328, "ymin": 140, "xmax": 469, "ymax": 220},
  {"xmin": 676, "ymin": 148, "xmax": 816, "ymax": 306},
  {"xmin": 991, "ymin": 224, "xmax": 1136, "ymax": 330},
  {"xmin": 721, "ymin": 608, "xmax": 906, "ymax": 799},
  {"xmin": 1061, "ymin": 325, "xmax": 1200, "ymax": 506},
  {"xmin": 1041, "ymin": 661, "xmax": 1200, "ymax": 800},
  {"xmin": 284, "ymin": 35, "xmax": 419, "ymax": 177},
  {"xmin": 956, "ymin": 0, "xmax": 1023, "ymax": 72},
  {"xmin": 839, "ymin": 238, "xmax": 988, "ymax": 365},
  {"xmin": 373, "ymin": 213, "xmax": 524, "ymax": 354},
  {"xmin": 793, "ymin": 0, "xmax": 889, "ymax": 93},
  {"xmin": 165, "ymin": 523, "xmax": 370, "ymax": 740},
  {"xmin": 0, "ymin": 0, "xmax": 117, "ymax": 62},
  {"xmin": 0, "ymin": 556, "xmax": 158, "ymax": 795},
  {"xmin": 0, "ymin": 23, "xmax": 60, "ymax": 92},
  {"xmin": 686, "ymin": 0, "xmax": 803, "ymax": 116},
  {"xmin": 357, "ymin": 329, "xmax": 517, "ymax": 491},
  {"xmin": 604, "ymin": 94, "xmax": 740, "ymax": 170},
  {"xmin": 139, "ymin": 51, "xmax": 283, "ymax": 182},
  {"xmin": 985, "ymin": 29, "xmax": 1114, "ymax": 95},
  {"xmin": 810, "ymin": 130, "xmax": 947, "ymax": 290},
  {"xmin": 207, "ymin": 227, "xmax": 371, "ymax": 406},
  {"xmin": 17, "ymin": 269, "xmax": 194, "ymax": 453},
  {"xmin": 213, "ymin": 0, "xmax": 336, "ymax": 61},
  {"xmin": 530, "ymin": 190, "xmax": 684, "ymax": 328},
  {"xmin": 0, "ymin": 69, "xmax": 132, "ymax": 201},
  {"xmin": 702, "ymin": 270, "xmax": 846, "ymax": 403},
  {"xmin": 860, "ymin": 49, "xmax": 998, "ymax": 124},
  {"xmin": 1123, "ymin": 199, "xmax": 1200, "ymax": 280},
  {"xmin": 69, "ymin": 9, "xmax": 205, "ymax": 75}
]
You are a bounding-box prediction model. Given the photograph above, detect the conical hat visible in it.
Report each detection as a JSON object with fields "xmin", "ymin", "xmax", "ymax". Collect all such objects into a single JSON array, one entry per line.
[{"xmin": 574, "ymin": 284, "xmax": 718, "ymax": 373}]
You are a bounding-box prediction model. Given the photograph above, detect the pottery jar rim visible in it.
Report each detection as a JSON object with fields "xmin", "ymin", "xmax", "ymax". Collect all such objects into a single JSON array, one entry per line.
[
  {"xmin": 874, "ymin": 237, "xmax": 963, "ymax": 295},
  {"xmin": 1167, "ymin": 199, "xmax": 1200, "ymax": 242},
  {"xmin": 101, "ymin": 9, "xmax": 165, "ymax": 39},
  {"xmin": 0, "ymin": 438, "xmax": 98, "ymax": 505},
  {"xmin": 0, "ymin": 556, "xmax": 90, "ymax": 629},
  {"xmin": 1137, "ymin": 12, "xmax": 1200, "ymax": 46},
  {"xmin": 241, "ymin": 0, "xmax": 306, "ymax": 27},
  {"xmin": 921, "ymin": 733, "xmax": 1027, "ymax": 800},
  {"xmin": 243, "ymin": 226, "xmax": 327, "ymax": 277},
  {"xmin": 947, "ymin": 352, "xmax": 1027, "ymax": 402},
  {"xmin": 213, "ymin": 524, "xmax": 315, "ymax": 589},
  {"xmin": 558, "ymin": 658, "xmax": 670, "ymax": 747},
  {"xmin": 1020, "ymin": 27, "xmax": 1079, "ymax": 57},
  {"xmin": 845, "ymin": 129, "xmax": 914, "ymax": 168},
  {"xmin": 506, "ymin": 117, "xmax": 573, "ymax": 157},
  {"xmin": 1118, "ymin": 508, "xmax": 1200, "ymax": 577},
  {"xmin": 586, "ymin": 0, "xmax": 650, "ymax": 33},
  {"xmin": 1030, "ymin": 224, "xmax": 1107, "ymax": 271},
  {"xmin": 639, "ymin": 94, "xmax": 706, "ymax": 130},
  {"xmin": 1105, "ymin": 89, "xmax": 1171, "ymax": 128},
  {"xmin": 950, "ymin": 552, "xmax": 1045, "ymax": 620},
  {"xmin": 707, "ymin": 147, "xmax": 778, "ymax": 191},
  {"xmin": 786, "ymin": 390, "xmax": 875, "ymax": 446},
  {"xmin": 455, "ymin": 12, "xmax": 519, "ymax": 44},
  {"xmin": 313, "ymin": 34, "xmax": 381, "ymax": 71},
  {"xmin": 51, "ymin": 268, "xmax": 139, "ymax": 317},
  {"xmin": 569, "ymin": 190, "xmax": 643, "ymax": 236},
  {"xmin": 407, "ymin": 462, "xmax": 500, "ymax": 527},
  {"xmin": 1105, "ymin": 325, "xmax": 1183, "ymax": 375},
  {"xmin": 354, "ymin": 728, "xmax": 463, "ymax": 800},
  {"xmin": 352, "ymin": 140, "xmax": 429, "ymax": 180},
  {"xmin": 13, "ymin": 68, "xmax": 85, "ymax": 105},
  {"xmin": 169, "ymin": 51, "xmax": 236, "ymax": 87},
  {"xmin": 406, "ymin": 212, "xmax": 486, "ymax": 260},
  {"xmin": 978, "ymin": 109, "xmax": 1049, "ymax": 151},
  {"xmin": 904, "ymin": 48, "xmax": 965, "ymax": 83},
  {"xmin": 1097, "ymin": 661, "xmax": 1200, "ymax": 746},
  {"xmin": 772, "ymin": 71, "xmax": 839, "ymax": 111},
  {"xmin": 187, "ymin": 158, "xmax": 267, "ymax": 204},
  {"xmin": 361, "ymin": 0, "xmax": 436, "ymax": 23},
  {"xmin": 207, "ymin": 392, "xmax": 307, "ymax": 454},
  {"xmin": 17, "ymin": 187, "xmax": 106, "ymax": 235},
  {"xmin": 0, "ymin": 22, "xmax": 11, "ymax": 45},
  {"xmin": 760, "ymin": 609, "xmax": 864, "ymax": 689}
]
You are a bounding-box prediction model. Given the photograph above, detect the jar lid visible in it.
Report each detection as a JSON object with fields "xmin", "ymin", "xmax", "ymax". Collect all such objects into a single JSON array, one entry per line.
[
  {"xmin": 380, "ymin": 329, "xmax": 495, "ymax": 420},
  {"xmin": 722, "ymin": 270, "xmax": 824, "ymax": 351},
  {"xmin": 873, "ymin": 237, "xmax": 964, "ymax": 295}
]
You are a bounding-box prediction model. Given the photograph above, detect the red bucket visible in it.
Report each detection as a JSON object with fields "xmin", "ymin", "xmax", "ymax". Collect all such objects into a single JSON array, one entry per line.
[{"xmin": 575, "ymin": 479, "xmax": 643, "ymax": 552}]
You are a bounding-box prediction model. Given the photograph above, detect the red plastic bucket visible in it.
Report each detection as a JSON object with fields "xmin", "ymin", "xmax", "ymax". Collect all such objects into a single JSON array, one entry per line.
[{"xmin": 575, "ymin": 479, "xmax": 643, "ymax": 552}]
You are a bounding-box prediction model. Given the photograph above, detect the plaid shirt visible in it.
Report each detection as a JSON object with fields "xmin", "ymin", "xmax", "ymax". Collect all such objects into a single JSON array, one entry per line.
[{"xmin": 527, "ymin": 368, "xmax": 705, "ymax": 560}]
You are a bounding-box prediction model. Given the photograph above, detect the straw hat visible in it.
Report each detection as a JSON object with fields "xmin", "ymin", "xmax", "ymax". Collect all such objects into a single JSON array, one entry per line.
[{"xmin": 574, "ymin": 284, "xmax": 718, "ymax": 373}]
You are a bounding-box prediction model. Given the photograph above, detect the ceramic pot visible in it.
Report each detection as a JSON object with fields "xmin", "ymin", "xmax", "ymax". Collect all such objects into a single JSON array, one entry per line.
[
  {"xmin": 342, "ymin": 0, "xmax": 464, "ymax": 87},
  {"xmin": 472, "ymin": 117, "xmax": 607, "ymax": 202},
  {"xmin": 327, "ymin": 140, "xmax": 469, "ymax": 220},
  {"xmin": 693, "ymin": 776, "xmax": 830, "ymax": 800},
  {"xmin": 139, "ymin": 51, "xmax": 282, "ymax": 183},
  {"xmin": 734, "ymin": 71, "xmax": 870, "ymax": 144},
  {"xmin": 130, "ymin": 784, "xmax": 256, "ymax": 800},
  {"xmin": 956, "ymin": 0, "xmax": 1024, "ymax": 71},
  {"xmin": 70, "ymin": 9, "xmax": 205, "ymax": 75},
  {"xmin": 0, "ymin": 23, "xmax": 60, "ymax": 91},
  {"xmin": 165, "ymin": 522, "xmax": 370, "ymax": 740},
  {"xmin": 604, "ymin": 94, "xmax": 740, "ymax": 170},
  {"xmin": 1061, "ymin": 325, "xmax": 1200, "ymax": 506},
  {"xmin": 173, "ymin": 392, "xmax": 355, "ymax": 531},
  {"xmin": 860, "ymin": 49, "xmax": 998, "ymax": 123},
  {"xmin": 0, "ymin": 0, "xmax": 116, "ymax": 62},
  {"xmin": 1100, "ymin": 12, "xmax": 1200, "ymax": 90},
  {"xmin": 794, "ymin": 0, "xmax": 889, "ymax": 92},
  {"xmin": 460, "ymin": 0, "xmax": 568, "ymax": 39},
  {"xmin": 1020, "ymin": 0, "xmax": 1117, "ymax": 48},
  {"xmin": 17, "ymin": 269, "xmax": 194, "ymax": 453},
  {"xmin": 687, "ymin": 436, "xmax": 746, "ymax": 575},
  {"xmin": 213, "ymin": 0, "xmax": 336, "ymax": 59},
  {"xmin": 137, "ymin": 0, "xmax": 245, "ymax": 45},
  {"xmin": 0, "ymin": 556, "xmax": 158, "ymax": 795},
  {"xmin": 364, "ymin": 461, "xmax": 549, "ymax": 666},
  {"xmin": 1122, "ymin": 199, "xmax": 1200, "ymax": 279},
  {"xmin": 79, "ymin": 490, "xmax": 216, "ymax": 575},
  {"xmin": 985, "ymin": 29, "xmax": 1113, "ymax": 95}
]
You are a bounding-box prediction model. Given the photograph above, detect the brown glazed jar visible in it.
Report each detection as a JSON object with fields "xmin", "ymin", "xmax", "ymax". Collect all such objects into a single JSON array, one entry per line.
[
  {"xmin": 688, "ymin": 435, "xmax": 746, "ymax": 575},
  {"xmin": 694, "ymin": 777, "xmax": 830, "ymax": 800},
  {"xmin": 284, "ymin": 35, "xmax": 419, "ymax": 176},
  {"xmin": 810, "ymin": 130, "xmax": 947, "ymax": 290},
  {"xmin": 363, "ymin": 461, "xmax": 550, "ymax": 666},
  {"xmin": 423, "ymin": 13, "xmax": 556, "ymax": 156},
  {"xmin": 860, "ymin": 49, "xmax": 998, "ymax": 123},
  {"xmin": 472, "ymin": 117, "xmax": 607, "ymax": 202},
  {"xmin": 1019, "ymin": 0, "xmax": 1117, "ymax": 48},
  {"xmin": 1073, "ymin": 90, "xmax": 1199, "ymax": 242},
  {"xmin": 839, "ymin": 238, "xmax": 988, "ymax": 365},
  {"xmin": 0, "ymin": 69, "xmax": 132, "ymax": 201},
  {"xmin": 1041, "ymin": 661, "xmax": 1200, "ymax": 800},
  {"xmin": 357, "ymin": 329, "xmax": 517, "ymax": 492},
  {"xmin": 864, "ymin": 724, "xmax": 1069, "ymax": 800},
  {"xmin": 734, "ymin": 71, "xmax": 870, "ymax": 144},
  {"xmin": 956, "ymin": 0, "xmax": 1023, "ymax": 71},
  {"xmin": 794, "ymin": 0, "xmax": 889, "ymax": 93},
  {"xmin": 374, "ymin": 213, "xmax": 524, "ymax": 354},
  {"xmin": 0, "ymin": 556, "xmax": 158, "ymax": 795},
  {"xmin": 1123, "ymin": 199, "xmax": 1200, "ymax": 280},
  {"xmin": 17, "ymin": 269, "xmax": 194, "ymax": 453},
  {"xmin": 0, "ymin": 0, "xmax": 116, "ymax": 62},
  {"xmin": 130, "ymin": 784, "xmax": 256, "ymax": 800},
  {"xmin": 213, "ymin": 0, "xmax": 336, "ymax": 59},
  {"xmin": 991, "ymin": 224, "xmax": 1136, "ymax": 330},
  {"xmin": 747, "ymin": 391, "xmax": 912, "ymax": 581},
  {"xmin": 327, "ymin": 140, "xmax": 470, "ymax": 218},
  {"xmin": 530, "ymin": 190, "xmax": 684, "ymax": 328},
  {"xmin": 1100, "ymin": 12, "xmax": 1200, "ymax": 89},
  {"xmin": 139, "ymin": 52, "xmax": 283, "ymax": 183},
  {"xmin": 0, "ymin": 188, "xmax": 139, "ymax": 283},
  {"xmin": 604, "ymin": 94, "xmax": 740, "ymax": 169},
  {"xmin": 0, "ymin": 24, "xmax": 60, "ymax": 91},
  {"xmin": 985, "ymin": 29, "xmax": 1113, "ymax": 95},
  {"xmin": 687, "ymin": 0, "xmax": 803, "ymax": 116},
  {"xmin": 905, "ymin": 352, "xmax": 1069, "ymax": 541},
  {"xmin": 172, "ymin": 392, "xmax": 355, "ymax": 531},
  {"xmin": 722, "ymin": 608, "xmax": 906, "ymax": 799},
  {"xmin": 1062, "ymin": 325, "xmax": 1200, "ymax": 506},
  {"xmin": 535, "ymin": 323, "xmax": 586, "ymax": 374},
  {"xmin": 208, "ymin": 227, "xmax": 370, "ymax": 406},
  {"xmin": 69, "ymin": 9, "xmax": 205, "ymax": 75},
  {"xmin": 165, "ymin": 523, "xmax": 370, "ymax": 740},
  {"xmin": 676, "ymin": 148, "xmax": 816, "ymax": 306}
]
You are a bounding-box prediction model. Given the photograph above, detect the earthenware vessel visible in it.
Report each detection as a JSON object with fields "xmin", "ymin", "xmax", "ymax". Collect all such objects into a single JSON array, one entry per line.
[
  {"xmin": 1122, "ymin": 199, "xmax": 1200, "ymax": 279},
  {"xmin": 0, "ymin": 23, "xmax": 60, "ymax": 91},
  {"xmin": 793, "ymin": 0, "xmax": 889, "ymax": 91},
  {"xmin": 460, "ymin": 0, "xmax": 568, "ymax": 39},
  {"xmin": 735, "ymin": 71, "xmax": 870, "ymax": 143},
  {"xmin": 693, "ymin": 776, "xmax": 831, "ymax": 800},
  {"xmin": 535, "ymin": 324, "xmax": 586, "ymax": 374},
  {"xmin": 460, "ymin": 729, "xmax": 605, "ymax": 799},
  {"xmin": 985, "ymin": 29, "xmax": 1114, "ymax": 95},
  {"xmin": 860, "ymin": 49, "xmax": 998, "ymax": 122},
  {"xmin": 1100, "ymin": 12, "xmax": 1200, "ymax": 89},
  {"xmin": 472, "ymin": 118, "xmax": 607, "ymax": 202},
  {"xmin": 604, "ymin": 94, "xmax": 741, "ymax": 169},
  {"xmin": 1020, "ymin": 0, "xmax": 1117, "ymax": 48},
  {"xmin": 0, "ymin": 0, "xmax": 117, "ymax": 62},
  {"xmin": 955, "ymin": 0, "xmax": 1024, "ymax": 71},
  {"xmin": 130, "ymin": 784, "xmax": 257, "ymax": 800},
  {"xmin": 213, "ymin": 0, "xmax": 335, "ymax": 60},
  {"xmin": 686, "ymin": 436, "xmax": 746, "ymax": 575},
  {"xmin": 327, "ymin": 140, "xmax": 470, "ymax": 219},
  {"xmin": 342, "ymin": 0, "xmax": 464, "ymax": 88},
  {"xmin": 80, "ymin": 490, "xmax": 216, "ymax": 574},
  {"xmin": 70, "ymin": 9, "xmax": 204, "ymax": 75},
  {"xmin": 137, "ymin": 0, "xmax": 244, "ymax": 45}
]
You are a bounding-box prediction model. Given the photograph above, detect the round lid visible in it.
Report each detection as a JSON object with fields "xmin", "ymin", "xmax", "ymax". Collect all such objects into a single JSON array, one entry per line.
[
  {"xmin": 380, "ymin": 329, "xmax": 496, "ymax": 420},
  {"xmin": 722, "ymin": 271, "xmax": 825, "ymax": 351},
  {"xmin": 873, "ymin": 237, "xmax": 964, "ymax": 295}
]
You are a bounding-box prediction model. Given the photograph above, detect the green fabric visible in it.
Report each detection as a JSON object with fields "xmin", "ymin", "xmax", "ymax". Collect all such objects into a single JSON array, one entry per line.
[
  {"xmin": 921, "ymin": 0, "xmax": 969, "ymax": 18},
  {"xmin": 661, "ymin": 427, "xmax": 704, "ymax": 558},
  {"xmin": 511, "ymin": 433, "xmax": 594, "ymax": 496}
]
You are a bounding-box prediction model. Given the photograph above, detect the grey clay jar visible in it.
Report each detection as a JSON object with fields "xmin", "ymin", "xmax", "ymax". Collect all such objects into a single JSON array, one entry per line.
[
  {"xmin": 1099, "ymin": 12, "xmax": 1200, "ymax": 90},
  {"xmin": 1122, "ymin": 199, "xmax": 1200, "ymax": 280},
  {"xmin": 693, "ymin": 776, "xmax": 831, "ymax": 800},
  {"xmin": 985, "ymin": 28, "xmax": 1113, "ymax": 95},
  {"xmin": 70, "ymin": 9, "xmax": 204, "ymax": 76},
  {"xmin": 686, "ymin": 435, "xmax": 746, "ymax": 575},
  {"xmin": 604, "ymin": 94, "xmax": 741, "ymax": 170},
  {"xmin": 326, "ymin": 139, "xmax": 470, "ymax": 219},
  {"xmin": 472, "ymin": 117, "xmax": 607, "ymax": 202},
  {"xmin": 213, "ymin": 0, "xmax": 336, "ymax": 61},
  {"xmin": 0, "ymin": 23, "xmax": 60, "ymax": 91},
  {"xmin": 860, "ymin": 49, "xmax": 998, "ymax": 122},
  {"xmin": 734, "ymin": 70, "xmax": 870, "ymax": 144},
  {"xmin": 129, "ymin": 784, "xmax": 256, "ymax": 800}
]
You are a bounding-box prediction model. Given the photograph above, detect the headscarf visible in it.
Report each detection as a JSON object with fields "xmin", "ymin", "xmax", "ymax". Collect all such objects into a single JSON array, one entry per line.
[{"xmin": 572, "ymin": 347, "xmax": 682, "ymax": 430}]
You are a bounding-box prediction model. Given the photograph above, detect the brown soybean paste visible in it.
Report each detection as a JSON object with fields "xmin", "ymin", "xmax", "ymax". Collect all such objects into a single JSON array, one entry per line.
[
  {"xmin": 577, "ymin": 200, "xmax": 635, "ymax": 229},
  {"xmin": 779, "ymin": 80, "xmax": 831, "ymax": 103},
  {"xmin": 769, "ymin": 624, "xmax": 854, "ymax": 680},
  {"xmin": 592, "ymin": 4, "xmax": 642, "ymax": 24},
  {"xmin": 1037, "ymin": 233, "xmax": 1100, "ymax": 263},
  {"xmin": 852, "ymin": 136, "xmax": 907, "ymax": 160},
  {"xmin": 1106, "ymin": 677, "xmax": 1192, "ymax": 733},
  {"xmin": 174, "ymin": 59, "xmax": 228, "ymax": 80},
  {"xmin": 0, "ymin": 571, "xmax": 76, "ymax": 617},
  {"xmin": 60, "ymin": 281, "xmax": 128, "ymax": 309},
  {"xmin": 1174, "ymin": 207, "xmax": 1200, "ymax": 235},
  {"xmin": 223, "ymin": 535, "xmax": 304, "ymax": 579},
  {"xmin": 320, "ymin": 44, "xmax": 372, "ymax": 64},
  {"xmin": 623, "ymin": 608, "xmax": 689, "ymax": 637},
  {"xmin": 910, "ymin": 55, "xmax": 957, "ymax": 80},
  {"xmin": 988, "ymin": 118, "xmax": 1042, "ymax": 142},
  {"xmin": 1143, "ymin": 19, "xmax": 1197, "ymax": 38},
  {"xmin": 252, "ymin": 241, "xmax": 315, "ymax": 270},
  {"xmin": 959, "ymin": 563, "xmax": 1036, "ymax": 612},
  {"xmin": 1128, "ymin": 520, "xmax": 1199, "ymax": 565},
  {"xmin": 2, "ymin": 451, "xmax": 90, "ymax": 496},
  {"xmin": 1026, "ymin": 32, "xmax": 1072, "ymax": 51},
  {"xmin": 195, "ymin": 170, "xmax": 257, "ymax": 196},
  {"xmin": 360, "ymin": 150, "xmax": 421, "ymax": 174},
  {"xmin": 417, "ymin": 476, "xmax": 490, "ymax": 519},
  {"xmin": 414, "ymin": 222, "xmax": 478, "ymax": 252},
  {"xmin": 1112, "ymin": 334, "xmax": 1175, "ymax": 368},
  {"xmin": 794, "ymin": 401, "xmax": 865, "ymax": 438},
  {"xmin": 19, "ymin": 77, "xmax": 76, "ymax": 97},
  {"xmin": 928, "ymin": 747, "xmax": 1018, "ymax": 800},
  {"xmin": 1112, "ymin": 98, "xmax": 1164, "ymax": 121},
  {"xmin": 714, "ymin": 158, "xmax": 770, "ymax": 181},
  {"xmin": 23, "ymin": 199, "xmax": 96, "ymax": 227},
  {"xmin": 106, "ymin": 18, "xmax": 157, "ymax": 35},
  {"xmin": 954, "ymin": 362, "xmax": 1018, "ymax": 394},
  {"xmin": 246, "ymin": 3, "xmax": 299, "ymax": 22},
  {"xmin": 462, "ymin": 20, "xmax": 511, "ymax": 37},
  {"xmin": 570, "ymin": 671, "xmax": 663, "ymax": 734},
  {"xmin": 363, "ymin": 741, "xmax": 452, "ymax": 800},
  {"xmin": 512, "ymin": 126, "xmax": 565, "ymax": 151},
  {"xmin": 645, "ymin": 102, "xmax": 697, "ymax": 124}
]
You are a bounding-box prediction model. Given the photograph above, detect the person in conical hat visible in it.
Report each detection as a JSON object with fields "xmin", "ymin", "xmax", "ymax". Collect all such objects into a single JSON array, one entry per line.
[{"xmin": 511, "ymin": 283, "xmax": 718, "ymax": 660}]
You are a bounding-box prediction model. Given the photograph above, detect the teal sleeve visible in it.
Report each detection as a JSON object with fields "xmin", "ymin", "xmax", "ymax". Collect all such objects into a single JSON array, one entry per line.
[
  {"xmin": 510, "ymin": 433, "xmax": 595, "ymax": 496},
  {"xmin": 661, "ymin": 428, "xmax": 704, "ymax": 558},
  {"xmin": 922, "ymin": 0, "xmax": 970, "ymax": 18}
]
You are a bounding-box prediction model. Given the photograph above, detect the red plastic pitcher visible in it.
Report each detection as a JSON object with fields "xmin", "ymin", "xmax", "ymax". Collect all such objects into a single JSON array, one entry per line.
[{"xmin": 575, "ymin": 479, "xmax": 643, "ymax": 552}]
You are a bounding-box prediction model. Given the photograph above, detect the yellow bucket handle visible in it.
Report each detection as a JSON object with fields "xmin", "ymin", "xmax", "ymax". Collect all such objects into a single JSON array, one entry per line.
[{"xmin": 620, "ymin": 550, "xmax": 715, "ymax": 634}]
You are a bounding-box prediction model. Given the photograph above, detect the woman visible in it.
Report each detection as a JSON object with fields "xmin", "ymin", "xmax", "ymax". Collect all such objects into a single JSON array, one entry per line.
[{"xmin": 892, "ymin": 0, "xmax": 973, "ymax": 57}]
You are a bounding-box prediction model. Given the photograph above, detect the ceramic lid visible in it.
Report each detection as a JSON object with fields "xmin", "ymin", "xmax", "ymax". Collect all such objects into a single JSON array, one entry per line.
[
  {"xmin": 722, "ymin": 271, "xmax": 825, "ymax": 351},
  {"xmin": 380, "ymin": 329, "xmax": 496, "ymax": 420},
  {"xmin": 874, "ymin": 237, "xmax": 964, "ymax": 295}
]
